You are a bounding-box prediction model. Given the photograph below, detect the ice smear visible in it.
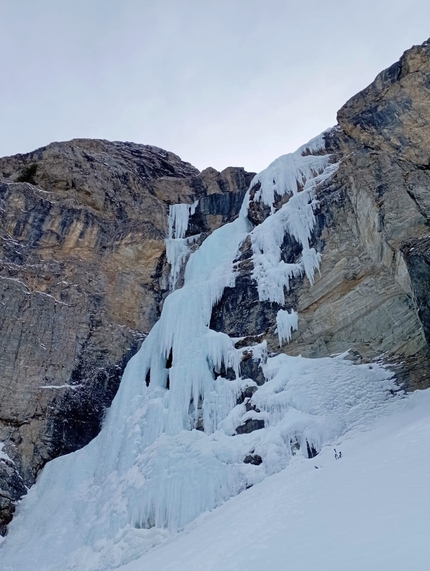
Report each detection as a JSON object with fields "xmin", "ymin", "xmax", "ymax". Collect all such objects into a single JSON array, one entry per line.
[
  {"xmin": 276, "ymin": 309, "xmax": 298, "ymax": 346},
  {"xmin": 165, "ymin": 200, "xmax": 198, "ymax": 290},
  {"xmin": 0, "ymin": 132, "xmax": 402, "ymax": 571}
]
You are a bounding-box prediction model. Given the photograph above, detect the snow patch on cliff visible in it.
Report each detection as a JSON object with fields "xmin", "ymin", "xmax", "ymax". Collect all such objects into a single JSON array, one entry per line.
[{"xmin": 0, "ymin": 443, "xmax": 13, "ymax": 464}]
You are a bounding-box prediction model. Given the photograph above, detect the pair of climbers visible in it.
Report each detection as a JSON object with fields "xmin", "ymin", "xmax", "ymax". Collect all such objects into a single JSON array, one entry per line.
[{"xmin": 334, "ymin": 448, "xmax": 342, "ymax": 460}]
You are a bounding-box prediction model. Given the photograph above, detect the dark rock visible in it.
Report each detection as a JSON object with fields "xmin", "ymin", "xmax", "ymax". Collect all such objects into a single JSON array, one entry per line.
[
  {"xmin": 213, "ymin": 362, "xmax": 237, "ymax": 381},
  {"xmin": 243, "ymin": 453, "xmax": 263, "ymax": 465},
  {"xmin": 0, "ymin": 459, "xmax": 27, "ymax": 535},
  {"xmin": 247, "ymin": 182, "xmax": 271, "ymax": 226},
  {"xmin": 402, "ymin": 237, "xmax": 430, "ymax": 346},
  {"xmin": 236, "ymin": 384, "xmax": 258, "ymax": 405},
  {"xmin": 245, "ymin": 400, "xmax": 260, "ymax": 413},
  {"xmin": 306, "ymin": 441, "xmax": 319, "ymax": 459},
  {"xmin": 236, "ymin": 419, "xmax": 265, "ymax": 435},
  {"xmin": 239, "ymin": 353, "xmax": 265, "ymax": 386},
  {"xmin": 210, "ymin": 272, "xmax": 282, "ymax": 338}
]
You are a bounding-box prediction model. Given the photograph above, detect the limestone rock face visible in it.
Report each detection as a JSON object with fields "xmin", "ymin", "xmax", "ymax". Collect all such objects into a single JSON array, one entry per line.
[
  {"xmin": 338, "ymin": 39, "xmax": 430, "ymax": 166},
  {"xmin": 291, "ymin": 40, "xmax": 430, "ymax": 388},
  {"xmin": 286, "ymin": 146, "xmax": 430, "ymax": 388},
  {"xmin": 0, "ymin": 139, "xmax": 253, "ymax": 532}
]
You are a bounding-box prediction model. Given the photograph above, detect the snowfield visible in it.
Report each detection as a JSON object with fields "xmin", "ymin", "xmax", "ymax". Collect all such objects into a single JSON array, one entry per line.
[{"xmin": 2, "ymin": 131, "xmax": 429, "ymax": 570}]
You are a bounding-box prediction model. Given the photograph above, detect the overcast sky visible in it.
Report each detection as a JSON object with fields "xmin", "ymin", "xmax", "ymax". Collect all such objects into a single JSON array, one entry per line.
[{"xmin": 1, "ymin": 1, "xmax": 430, "ymax": 173}]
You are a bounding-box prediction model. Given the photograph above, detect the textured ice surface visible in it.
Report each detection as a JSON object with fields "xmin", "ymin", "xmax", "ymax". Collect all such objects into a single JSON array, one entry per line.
[
  {"xmin": 250, "ymin": 131, "xmax": 338, "ymax": 304},
  {"xmin": 118, "ymin": 389, "xmax": 430, "ymax": 571},
  {"xmin": 0, "ymin": 132, "xmax": 404, "ymax": 571},
  {"xmin": 165, "ymin": 200, "xmax": 198, "ymax": 289},
  {"xmin": 250, "ymin": 132, "xmax": 333, "ymax": 211},
  {"xmin": 276, "ymin": 309, "xmax": 298, "ymax": 346}
]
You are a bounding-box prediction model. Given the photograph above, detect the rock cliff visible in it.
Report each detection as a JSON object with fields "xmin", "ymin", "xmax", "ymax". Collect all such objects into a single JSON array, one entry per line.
[{"xmin": 1, "ymin": 38, "xmax": 430, "ymax": 534}]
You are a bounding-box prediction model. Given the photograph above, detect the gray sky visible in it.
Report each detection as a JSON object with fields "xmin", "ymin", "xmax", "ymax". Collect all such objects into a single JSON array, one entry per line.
[{"xmin": 1, "ymin": 1, "xmax": 430, "ymax": 173}]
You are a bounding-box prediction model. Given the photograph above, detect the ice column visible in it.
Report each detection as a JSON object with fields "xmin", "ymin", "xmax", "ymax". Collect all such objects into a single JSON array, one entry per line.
[
  {"xmin": 165, "ymin": 200, "xmax": 199, "ymax": 290},
  {"xmin": 276, "ymin": 309, "xmax": 299, "ymax": 346}
]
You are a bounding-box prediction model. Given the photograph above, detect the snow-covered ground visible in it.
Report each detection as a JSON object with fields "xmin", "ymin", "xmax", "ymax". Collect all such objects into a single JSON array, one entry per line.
[{"xmin": 120, "ymin": 389, "xmax": 430, "ymax": 571}]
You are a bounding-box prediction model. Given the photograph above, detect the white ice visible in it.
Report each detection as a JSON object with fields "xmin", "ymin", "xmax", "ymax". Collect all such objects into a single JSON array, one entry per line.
[
  {"xmin": 250, "ymin": 130, "xmax": 338, "ymax": 304},
  {"xmin": 165, "ymin": 200, "xmax": 198, "ymax": 290},
  {"xmin": 117, "ymin": 388, "xmax": 430, "ymax": 571},
  {"xmin": 275, "ymin": 309, "xmax": 298, "ymax": 346},
  {"xmin": 250, "ymin": 132, "xmax": 333, "ymax": 211}
]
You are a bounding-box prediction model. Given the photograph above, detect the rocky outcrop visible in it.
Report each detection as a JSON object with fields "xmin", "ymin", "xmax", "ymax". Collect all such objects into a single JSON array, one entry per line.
[
  {"xmin": 338, "ymin": 39, "xmax": 430, "ymax": 166},
  {"xmin": 0, "ymin": 139, "xmax": 253, "ymax": 532}
]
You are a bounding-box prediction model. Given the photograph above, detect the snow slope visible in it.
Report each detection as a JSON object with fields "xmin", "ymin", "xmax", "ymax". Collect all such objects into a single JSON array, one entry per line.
[{"xmin": 120, "ymin": 389, "xmax": 430, "ymax": 571}]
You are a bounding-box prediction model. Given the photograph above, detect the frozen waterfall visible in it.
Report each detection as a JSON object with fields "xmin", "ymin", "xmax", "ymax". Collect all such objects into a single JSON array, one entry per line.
[{"xmin": 1, "ymin": 131, "xmax": 401, "ymax": 571}]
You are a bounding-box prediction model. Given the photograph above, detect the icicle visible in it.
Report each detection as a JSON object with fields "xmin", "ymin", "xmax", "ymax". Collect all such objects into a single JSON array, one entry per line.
[
  {"xmin": 166, "ymin": 200, "xmax": 199, "ymax": 290},
  {"xmin": 250, "ymin": 131, "xmax": 339, "ymax": 304},
  {"xmin": 250, "ymin": 132, "xmax": 332, "ymax": 210},
  {"xmin": 276, "ymin": 309, "xmax": 298, "ymax": 346},
  {"xmin": 167, "ymin": 200, "xmax": 198, "ymax": 240}
]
